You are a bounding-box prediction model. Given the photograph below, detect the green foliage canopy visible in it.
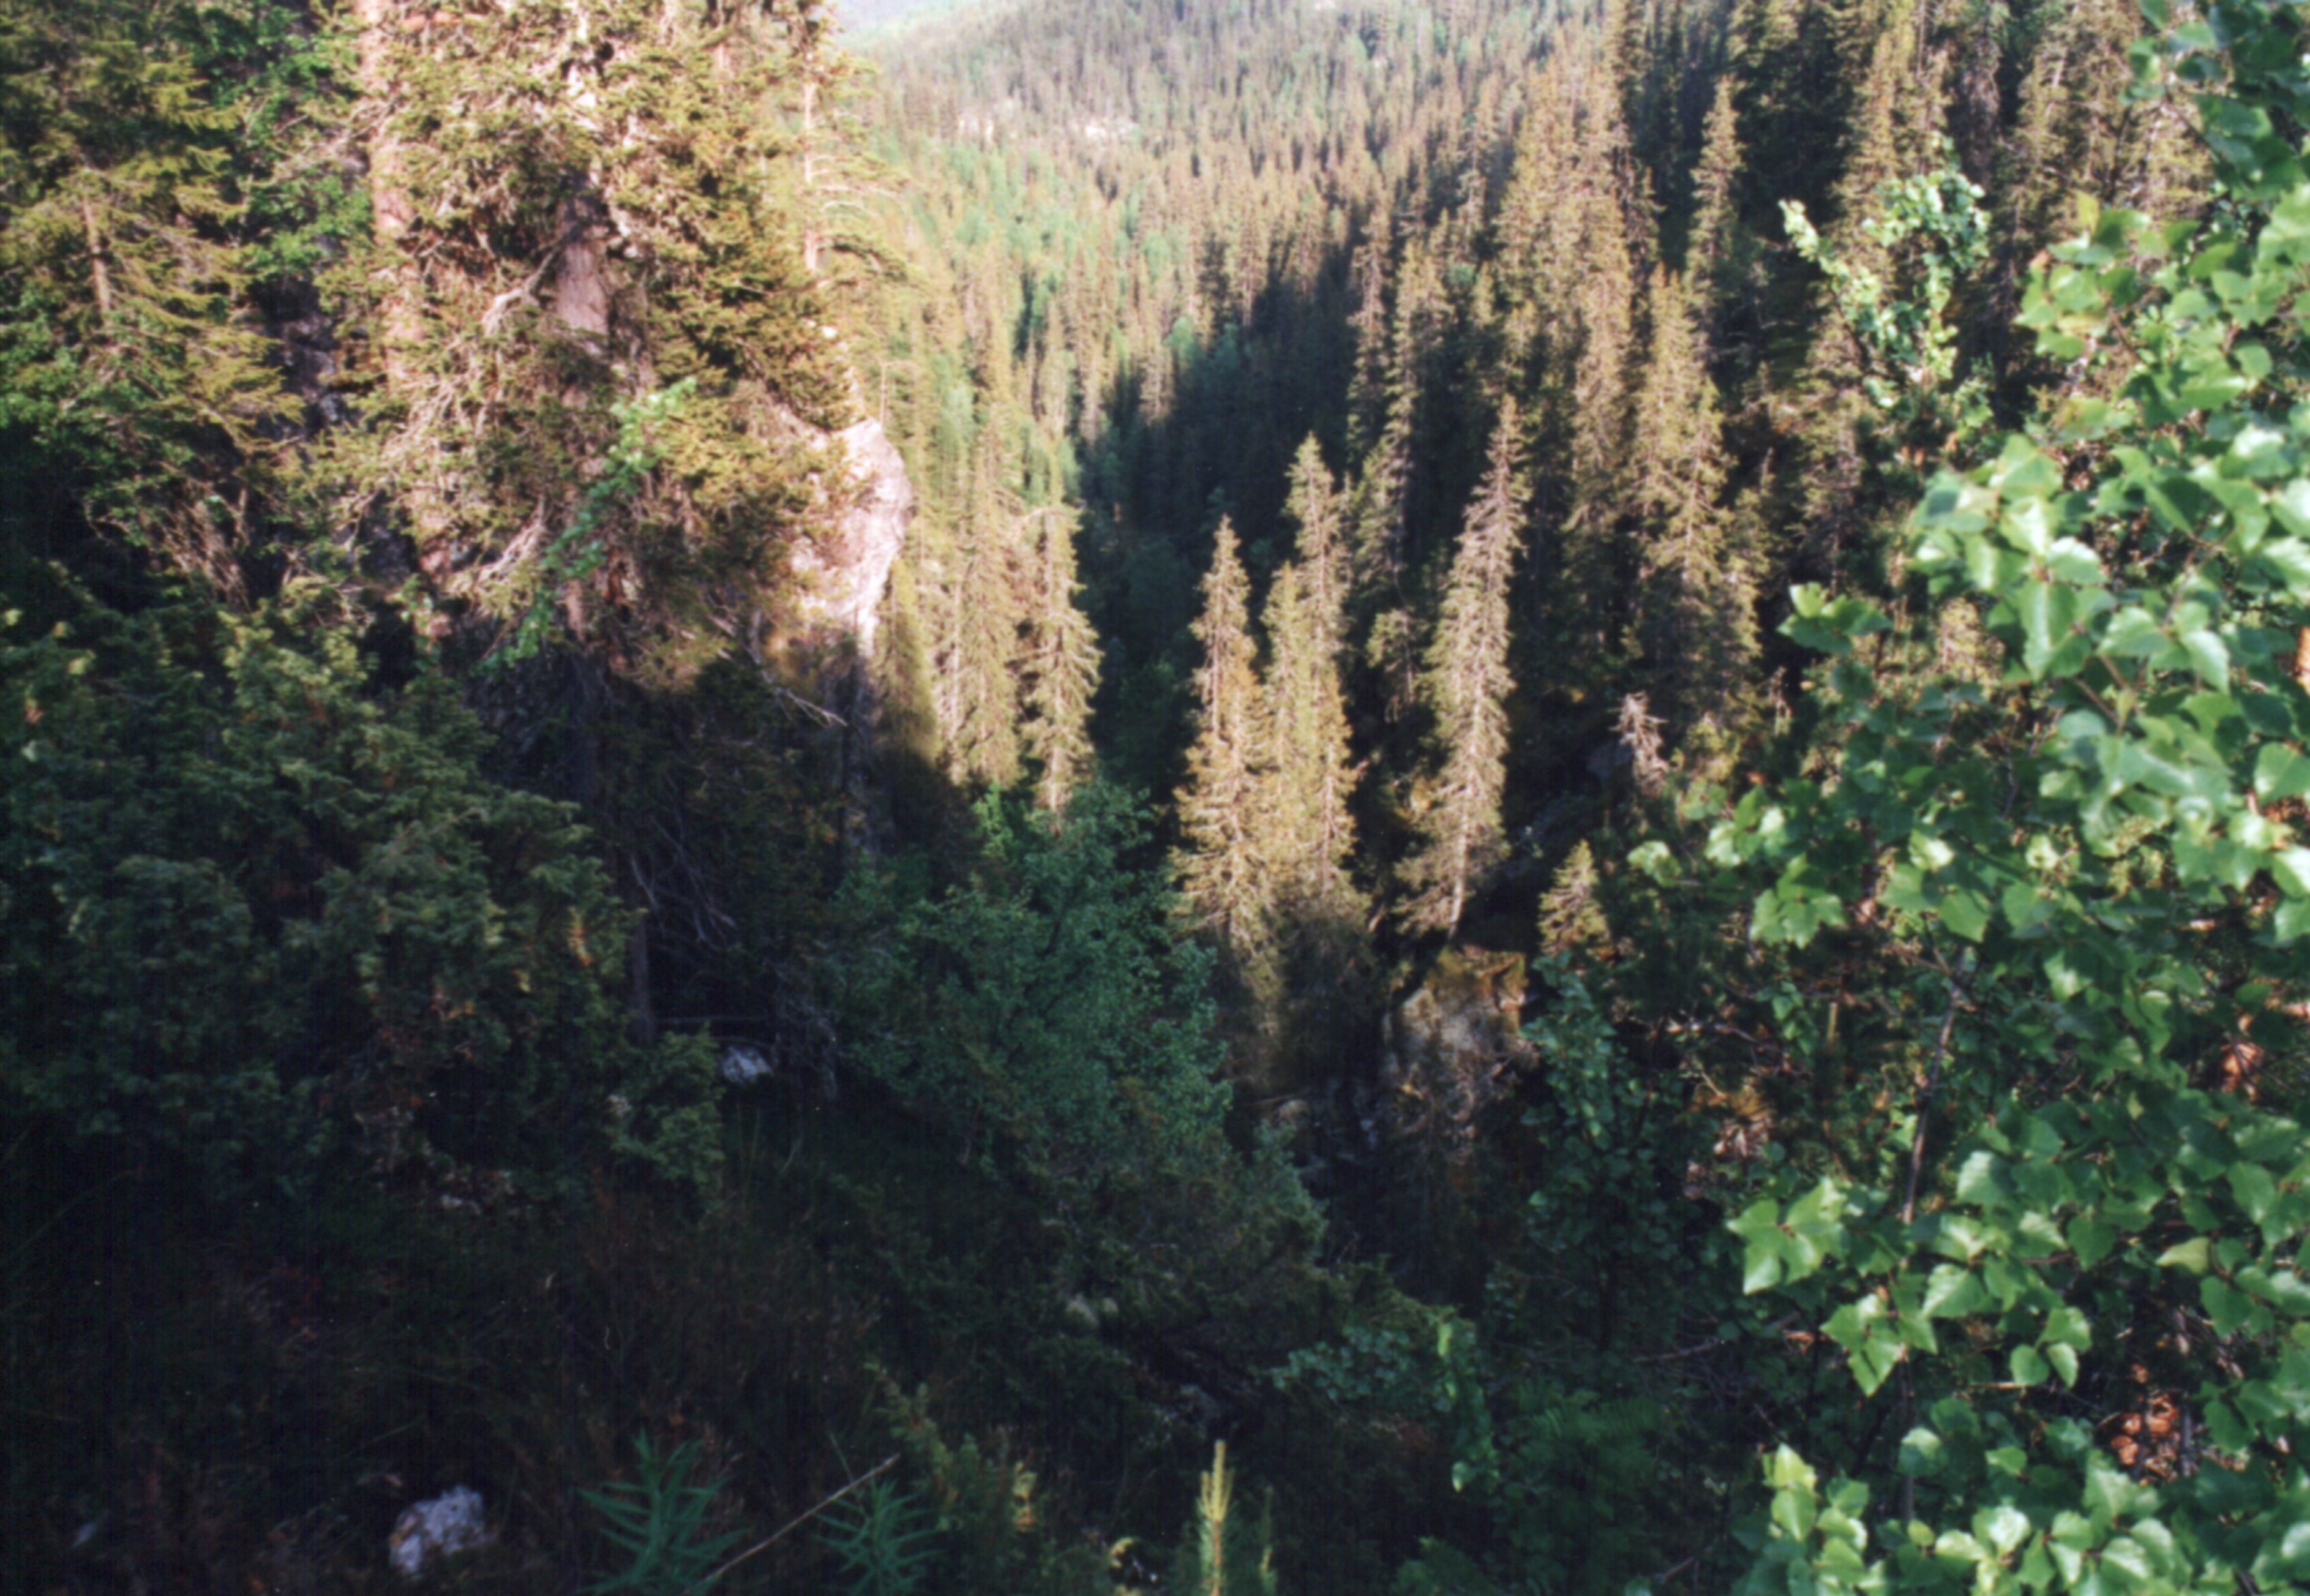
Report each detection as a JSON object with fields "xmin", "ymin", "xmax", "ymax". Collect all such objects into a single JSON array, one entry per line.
[
  {"xmin": 1699, "ymin": 5, "xmax": 2310, "ymax": 1591},
  {"xmin": 835, "ymin": 783, "xmax": 1231, "ymax": 1185},
  {"xmin": 0, "ymin": 581, "xmax": 720, "ymax": 1195}
]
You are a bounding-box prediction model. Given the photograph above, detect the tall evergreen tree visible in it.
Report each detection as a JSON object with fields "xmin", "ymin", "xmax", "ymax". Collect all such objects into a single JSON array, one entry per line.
[
  {"xmin": 1494, "ymin": 52, "xmax": 1582, "ymax": 375},
  {"xmin": 1554, "ymin": 123, "xmax": 1641, "ymax": 672},
  {"xmin": 1257, "ymin": 449, "xmax": 1363, "ymax": 929},
  {"xmin": 1351, "ymin": 238, "xmax": 1442, "ymax": 594},
  {"xmin": 938, "ymin": 447, "xmax": 1028, "ymax": 789},
  {"xmin": 1022, "ymin": 508, "xmax": 1101, "ymax": 811},
  {"xmin": 1399, "ymin": 400, "xmax": 1525, "ymax": 938},
  {"xmin": 1282, "ymin": 434, "xmax": 1349, "ymax": 652},
  {"xmin": 1684, "ymin": 72, "xmax": 1756, "ymax": 358},
  {"xmin": 1257, "ymin": 560, "xmax": 1362, "ymax": 921},
  {"xmin": 1630, "ymin": 269, "xmax": 1756, "ymax": 740},
  {"xmin": 1174, "ymin": 519, "xmax": 1268, "ymax": 963}
]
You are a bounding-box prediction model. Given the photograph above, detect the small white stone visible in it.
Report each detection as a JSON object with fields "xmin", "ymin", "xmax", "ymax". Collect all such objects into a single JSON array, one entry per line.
[
  {"xmin": 389, "ymin": 1487, "xmax": 492, "ymax": 1580},
  {"xmin": 719, "ymin": 1046, "xmax": 772, "ymax": 1085}
]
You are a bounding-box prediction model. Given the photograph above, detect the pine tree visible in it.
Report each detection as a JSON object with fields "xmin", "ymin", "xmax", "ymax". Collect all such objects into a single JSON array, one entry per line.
[
  {"xmin": 1257, "ymin": 557, "xmax": 1361, "ymax": 926},
  {"xmin": 1493, "ymin": 52, "xmax": 1582, "ymax": 374},
  {"xmin": 1282, "ymin": 434, "xmax": 1349, "ymax": 652},
  {"xmin": 1021, "ymin": 507, "xmax": 1102, "ymax": 811},
  {"xmin": 1537, "ymin": 839, "xmax": 1610, "ymax": 958},
  {"xmin": 940, "ymin": 445, "xmax": 1028, "ymax": 789},
  {"xmin": 1630, "ymin": 268, "xmax": 1756, "ymax": 739},
  {"xmin": 1684, "ymin": 73, "xmax": 1755, "ymax": 357},
  {"xmin": 1351, "ymin": 238, "xmax": 1441, "ymax": 594},
  {"xmin": 1399, "ymin": 400, "xmax": 1525, "ymax": 938},
  {"xmin": 1174, "ymin": 519, "xmax": 1269, "ymax": 961},
  {"xmin": 1555, "ymin": 126, "xmax": 1640, "ymax": 671}
]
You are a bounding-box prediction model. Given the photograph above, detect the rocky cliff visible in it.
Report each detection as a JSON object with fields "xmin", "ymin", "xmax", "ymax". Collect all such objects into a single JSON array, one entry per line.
[{"xmin": 790, "ymin": 413, "xmax": 912, "ymax": 654}]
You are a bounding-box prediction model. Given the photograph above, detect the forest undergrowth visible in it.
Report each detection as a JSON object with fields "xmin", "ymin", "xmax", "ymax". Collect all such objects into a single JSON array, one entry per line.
[{"xmin": 7, "ymin": 0, "xmax": 2310, "ymax": 1591}]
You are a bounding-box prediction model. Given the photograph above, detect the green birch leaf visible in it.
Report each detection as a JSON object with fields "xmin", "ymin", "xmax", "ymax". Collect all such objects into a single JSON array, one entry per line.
[
  {"xmin": 2255, "ymin": 744, "xmax": 2310, "ymax": 800},
  {"xmin": 1937, "ymin": 888, "xmax": 1990, "ymax": 942}
]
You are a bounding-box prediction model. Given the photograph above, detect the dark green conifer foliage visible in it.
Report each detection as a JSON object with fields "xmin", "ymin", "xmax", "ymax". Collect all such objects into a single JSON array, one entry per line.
[
  {"xmin": 1022, "ymin": 507, "xmax": 1101, "ymax": 812},
  {"xmin": 1351, "ymin": 239, "xmax": 1443, "ymax": 596},
  {"xmin": 342, "ymin": 0, "xmax": 850, "ymax": 681},
  {"xmin": 1630, "ymin": 267, "xmax": 1755, "ymax": 740},
  {"xmin": 1774, "ymin": 0, "xmax": 1946, "ymax": 586},
  {"xmin": 1557, "ymin": 138, "xmax": 1642, "ymax": 676},
  {"xmin": 1175, "ymin": 518, "xmax": 1269, "ymax": 967},
  {"xmin": 839, "ymin": 784, "xmax": 1229, "ymax": 1183},
  {"xmin": 1345, "ymin": 222, "xmax": 1393, "ymax": 464},
  {"xmin": 1494, "ymin": 53, "xmax": 1583, "ymax": 379},
  {"xmin": 1536, "ymin": 839, "xmax": 1610, "ymax": 958},
  {"xmin": 938, "ymin": 443, "xmax": 1028, "ymax": 789},
  {"xmin": 0, "ymin": 0, "xmax": 290, "ymax": 594},
  {"xmin": 1282, "ymin": 435, "xmax": 1350, "ymax": 655},
  {"xmin": 1684, "ymin": 73, "xmax": 1757, "ymax": 355},
  {"xmin": 1257, "ymin": 471, "xmax": 1364, "ymax": 933},
  {"xmin": 1400, "ymin": 400, "xmax": 1525, "ymax": 938},
  {"xmin": 0, "ymin": 590, "xmax": 720, "ymax": 1194}
]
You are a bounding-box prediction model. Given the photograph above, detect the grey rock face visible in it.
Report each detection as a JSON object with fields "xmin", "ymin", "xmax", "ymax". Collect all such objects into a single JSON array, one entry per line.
[
  {"xmin": 791, "ymin": 415, "xmax": 912, "ymax": 653},
  {"xmin": 1379, "ymin": 948, "xmax": 1534, "ymax": 1160}
]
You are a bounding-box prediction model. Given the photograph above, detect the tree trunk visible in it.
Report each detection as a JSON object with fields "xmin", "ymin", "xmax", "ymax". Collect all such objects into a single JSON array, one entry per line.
[{"xmin": 350, "ymin": 0, "xmax": 423, "ymax": 391}]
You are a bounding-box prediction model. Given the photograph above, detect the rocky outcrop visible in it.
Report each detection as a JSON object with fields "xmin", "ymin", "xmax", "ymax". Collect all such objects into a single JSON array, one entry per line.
[
  {"xmin": 791, "ymin": 414, "xmax": 912, "ymax": 654},
  {"xmin": 1379, "ymin": 947, "xmax": 1534, "ymax": 1162}
]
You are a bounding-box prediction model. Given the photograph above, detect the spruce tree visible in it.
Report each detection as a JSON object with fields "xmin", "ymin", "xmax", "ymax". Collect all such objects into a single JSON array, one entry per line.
[
  {"xmin": 1493, "ymin": 53, "xmax": 1581, "ymax": 374},
  {"xmin": 1399, "ymin": 400, "xmax": 1525, "ymax": 938},
  {"xmin": 1537, "ymin": 839, "xmax": 1609, "ymax": 959},
  {"xmin": 1684, "ymin": 74, "xmax": 1754, "ymax": 358},
  {"xmin": 939, "ymin": 447, "xmax": 1028, "ymax": 789},
  {"xmin": 1630, "ymin": 268, "xmax": 1756, "ymax": 740},
  {"xmin": 1021, "ymin": 508, "xmax": 1101, "ymax": 811},
  {"xmin": 1282, "ymin": 434, "xmax": 1349, "ymax": 652},
  {"xmin": 1174, "ymin": 519, "xmax": 1269, "ymax": 963},
  {"xmin": 1555, "ymin": 134, "xmax": 1640, "ymax": 674},
  {"xmin": 1351, "ymin": 239, "xmax": 1441, "ymax": 594},
  {"xmin": 1257, "ymin": 556, "xmax": 1362, "ymax": 928}
]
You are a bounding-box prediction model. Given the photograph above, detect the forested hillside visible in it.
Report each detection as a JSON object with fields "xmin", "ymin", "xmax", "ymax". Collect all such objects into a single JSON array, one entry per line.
[{"xmin": 9, "ymin": 0, "xmax": 2310, "ymax": 1591}]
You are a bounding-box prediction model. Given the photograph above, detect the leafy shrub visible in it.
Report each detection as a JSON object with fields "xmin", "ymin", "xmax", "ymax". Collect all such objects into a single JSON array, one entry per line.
[{"xmin": 1688, "ymin": 5, "xmax": 2310, "ymax": 1592}]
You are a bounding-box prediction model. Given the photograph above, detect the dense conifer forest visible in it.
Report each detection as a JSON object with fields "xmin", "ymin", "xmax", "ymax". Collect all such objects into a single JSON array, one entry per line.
[{"xmin": 9, "ymin": 0, "xmax": 2310, "ymax": 1589}]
